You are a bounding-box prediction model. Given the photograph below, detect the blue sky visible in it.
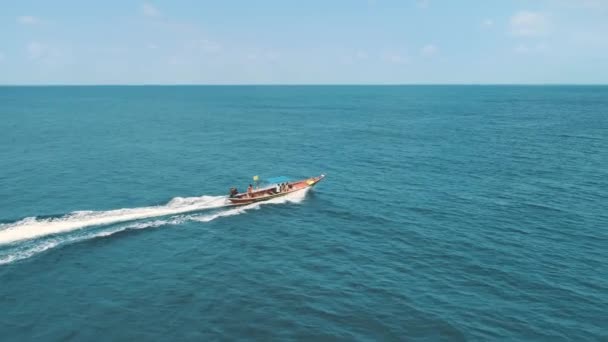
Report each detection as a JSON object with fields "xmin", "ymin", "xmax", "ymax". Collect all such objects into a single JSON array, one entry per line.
[{"xmin": 1, "ymin": 0, "xmax": 607, "ymax": 84}]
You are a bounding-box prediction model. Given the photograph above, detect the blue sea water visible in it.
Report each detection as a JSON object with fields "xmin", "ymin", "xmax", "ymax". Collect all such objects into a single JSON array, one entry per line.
[{"xmin": 0, "ymin": 85, "xmax": 607, "ymax": 341}]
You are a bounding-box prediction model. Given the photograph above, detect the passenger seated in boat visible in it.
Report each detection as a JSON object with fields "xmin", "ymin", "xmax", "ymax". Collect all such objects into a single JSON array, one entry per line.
[
  {"xmin": 275, "ymin": 183, "xmax": 281, "ymax": 193},
  {"xmin": 247, "ymin": 184, "xmax": 253, "ymax": 198}
]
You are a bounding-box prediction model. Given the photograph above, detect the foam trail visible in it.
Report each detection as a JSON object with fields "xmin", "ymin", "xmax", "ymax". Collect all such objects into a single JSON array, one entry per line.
[
  {"xmin": 0, "ymin": 189, "xmax": 309, "ymax": 265},
  {"xmin": 0, "ymin": 195, "xmax": 227, "ymax": 245},
  {"xmin": 0, "ymin": 218, "xmax": 187, "ymax": 265}
]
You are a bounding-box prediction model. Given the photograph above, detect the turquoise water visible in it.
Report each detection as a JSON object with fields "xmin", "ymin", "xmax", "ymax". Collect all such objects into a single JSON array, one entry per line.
[{"xmin": 0, "ymin": 86, "xmax": 607, "ymax": 340}]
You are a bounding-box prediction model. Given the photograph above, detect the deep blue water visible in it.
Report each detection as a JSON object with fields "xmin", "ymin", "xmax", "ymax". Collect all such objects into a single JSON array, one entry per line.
[{"xmin": 0, "ymin": 86, "xmax": 607, "ymax": 341}]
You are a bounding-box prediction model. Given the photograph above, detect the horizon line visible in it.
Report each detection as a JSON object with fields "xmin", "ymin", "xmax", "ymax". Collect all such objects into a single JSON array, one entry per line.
[{"xmin": 1, "ymin": 83, "xmax": 607, "ymax": 87}]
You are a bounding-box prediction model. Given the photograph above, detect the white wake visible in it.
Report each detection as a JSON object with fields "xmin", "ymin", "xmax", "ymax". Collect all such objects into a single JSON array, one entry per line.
[
  {"xmin": 0, "ymin": 195, "xmax": 227, "ymax": 245},
  {"xmin": 0, "ymin": 188, "xmax": 310, "ymax": 265}
]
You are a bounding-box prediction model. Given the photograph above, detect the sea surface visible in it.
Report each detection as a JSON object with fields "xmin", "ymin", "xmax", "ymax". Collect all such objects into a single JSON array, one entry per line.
[{"xmin": 0, "ymin": 85, "xmax": 606, "ymax": 341}]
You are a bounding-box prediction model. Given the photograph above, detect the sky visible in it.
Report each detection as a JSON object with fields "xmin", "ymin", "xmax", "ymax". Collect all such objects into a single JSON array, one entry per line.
[{"xmin": 1, "ymin": 0, "xmax": 607, "ymax": 84}]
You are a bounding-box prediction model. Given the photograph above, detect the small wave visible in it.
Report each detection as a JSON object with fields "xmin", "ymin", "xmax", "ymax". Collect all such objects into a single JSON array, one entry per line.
[{"xmin": 0, "ymin": 188, "xmax": 311, "ymax": 265}]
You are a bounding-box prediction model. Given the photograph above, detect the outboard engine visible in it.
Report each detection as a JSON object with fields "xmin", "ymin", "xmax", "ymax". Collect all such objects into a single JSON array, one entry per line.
[{"xmin": 229, "ymin": 187, "xmax": 238, "ymax": 198}]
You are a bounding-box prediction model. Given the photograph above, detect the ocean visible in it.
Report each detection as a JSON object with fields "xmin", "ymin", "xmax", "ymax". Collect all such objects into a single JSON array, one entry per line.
[{"xmin": 0, "ymin": 85, "xmax": 606, "ymax": 340}]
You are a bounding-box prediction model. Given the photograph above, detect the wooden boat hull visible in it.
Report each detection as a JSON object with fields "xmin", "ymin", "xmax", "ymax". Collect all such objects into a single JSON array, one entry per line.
[{"xmin": 228, "ymin": 174, "xmax": 325, "ymax": 205}]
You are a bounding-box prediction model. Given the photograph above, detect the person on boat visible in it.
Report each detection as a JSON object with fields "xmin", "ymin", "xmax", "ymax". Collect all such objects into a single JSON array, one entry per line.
[
  {"xmin": 285, "ymin": 182, "xmax": 290, "ymax": 191},
  {"xmin": 247, "ymin": 184, "xmax": 254, "ymax": 198},
  {"xmin": 275, "ymin": 183, "xmax": 281, "ymax": 193},
  {"xmin": 229, "ymin": 187, "xmax": 238, "ymax": 198}
]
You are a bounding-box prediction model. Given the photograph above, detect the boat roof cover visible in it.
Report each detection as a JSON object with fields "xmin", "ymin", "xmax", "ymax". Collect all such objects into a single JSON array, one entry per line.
[{"xmin": 265, "ymin": 176, "xmax": 291, "ymax": 184}]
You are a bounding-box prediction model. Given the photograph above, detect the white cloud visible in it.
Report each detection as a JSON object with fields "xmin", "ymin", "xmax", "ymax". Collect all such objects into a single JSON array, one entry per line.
[
  {"xmin": 421, "ymin": 44, "xmax": 439, "ymax": 57},
  {"xmin": 141, "ymin": 3, "xmax": 161, "ymax": 17},
  {"xmin": 17, "ymin": 15, "xmax": 39, "ymax": 25},
  {"xmin": 27, "ymin": 42, "xmax": 46, "ymax": 60},
  {"xmin": 482, "ymin": 19, "xmax": 494, "ymax": 27},
  {"xmin": 510, "ymin": 11, "xmax": 550, "ymax": 37}
]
